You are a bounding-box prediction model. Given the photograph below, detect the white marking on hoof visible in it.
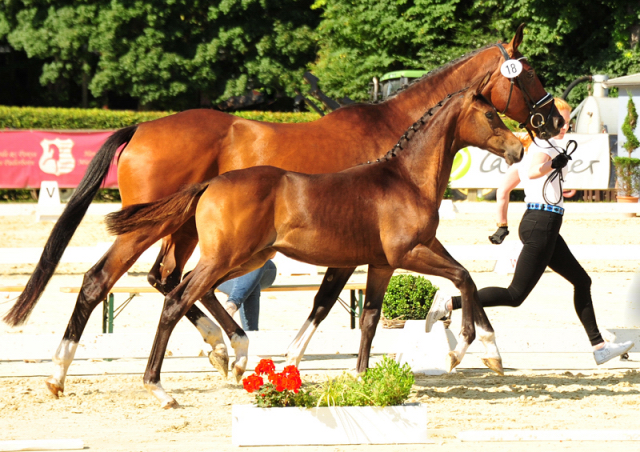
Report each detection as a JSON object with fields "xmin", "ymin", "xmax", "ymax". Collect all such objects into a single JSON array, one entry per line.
[
  {"xmin": 450, "ymin": 335, "xmax": 471, "ymax": 370},
  {"xmin": 144, "ymin": 381, "xmax": 178, "ymax": 408},
  {"xmin": 476, "ymin": 323, "xmax": 501, "ymax": 360},
  {"xmin": 195, "ymin": 316, "xmax": 225, "ymax": 347},
  {"xmin": 230, "ymin": 333, "xmax": 249, "ymax": 382},
  {"xmin": 49, "ymin": 339, "xmax": 78, "ymax": 394},
  {"xmin": 208, "ymin": 343, "xmax": 229, "ymax": 378},
  {"xmin": 45, "ymin": 377, "xmax": 63, "ymax": 398},
  {"xmin": 285, "ymin": 320, "xmax": 317, "ymax": 367}
]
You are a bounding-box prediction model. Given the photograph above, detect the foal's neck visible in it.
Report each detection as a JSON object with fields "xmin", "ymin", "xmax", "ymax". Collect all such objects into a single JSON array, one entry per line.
[{"xmin": 393, "ymin": 97, "xmax": 464, "ymax": 202}]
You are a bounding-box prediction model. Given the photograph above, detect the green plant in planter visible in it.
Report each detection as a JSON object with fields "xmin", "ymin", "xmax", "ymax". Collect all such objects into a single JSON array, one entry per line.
[
  {"xmin": 313, "ymin": 356, "xmax": 415, "ymax": 407},
  {"xmin": 614, "ymin": 95, "xmax": 640, "ymax": 197},
  {"xmin": 382, "ymin": 274, "xmax": 438, "ymax": 320},
  {"xmin": 243, "ymin": 357, "xmax": 415, "ymax": 408}
]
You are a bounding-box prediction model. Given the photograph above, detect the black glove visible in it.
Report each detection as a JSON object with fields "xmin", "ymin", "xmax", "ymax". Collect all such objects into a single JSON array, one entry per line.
[
  {"xmin": 551, "ymin": 152, "xmax": 571, "ymax": 169},
  {"xmin": 489, "ymin": 226, "xmax": 509, "ymax": 244}
]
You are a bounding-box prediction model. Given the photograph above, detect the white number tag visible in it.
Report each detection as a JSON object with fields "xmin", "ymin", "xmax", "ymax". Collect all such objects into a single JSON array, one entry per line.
[{"xmin": 500, "ymin": 59, "xmax": 523, "ymax": 78}]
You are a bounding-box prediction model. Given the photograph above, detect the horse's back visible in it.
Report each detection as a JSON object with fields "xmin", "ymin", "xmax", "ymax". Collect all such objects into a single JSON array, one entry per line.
[{"xmin": 117, "ymin": 104, "xmax": 401, "ymax": 206}]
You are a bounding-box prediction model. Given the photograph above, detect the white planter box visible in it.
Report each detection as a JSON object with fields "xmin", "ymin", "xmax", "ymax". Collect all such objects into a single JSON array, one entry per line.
[{"xmin": 232, "ymin": 403, "xmax": 429, "ymax": 446}]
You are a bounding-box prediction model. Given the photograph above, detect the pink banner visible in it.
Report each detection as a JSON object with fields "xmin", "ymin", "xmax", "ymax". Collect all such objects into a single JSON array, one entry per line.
[{"xmin": 0, "ymin": 130, "xmax": 119, "ymax": 188}]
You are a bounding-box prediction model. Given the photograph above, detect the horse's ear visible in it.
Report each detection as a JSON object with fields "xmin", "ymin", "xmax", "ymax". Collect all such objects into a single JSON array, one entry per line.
[
  {"xmin": 475, "ymin": 72, "xmax": 492, "ymax": 95},
  {"xmin": 508, "ymin": 23, "xmax": 525, "ymax": 52}
]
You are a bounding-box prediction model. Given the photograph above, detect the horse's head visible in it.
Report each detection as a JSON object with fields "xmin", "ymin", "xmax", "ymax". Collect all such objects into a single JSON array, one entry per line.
[
  {"xmin": 458, "ymin": 73, "xmax": 524, "ymax": 166},
  {"xmin": 485, "ymin": 24, "xmax": 564, "ymax": 140}
]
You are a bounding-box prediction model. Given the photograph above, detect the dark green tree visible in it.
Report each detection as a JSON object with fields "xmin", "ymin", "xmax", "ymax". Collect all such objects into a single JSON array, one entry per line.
[
  {"xmin": 622, "ymin": 94, "xmax": 639, "ymax": 156},
  {"xmin": 0, "ymin": 0, "xmax": 320, "ymax": 110}
]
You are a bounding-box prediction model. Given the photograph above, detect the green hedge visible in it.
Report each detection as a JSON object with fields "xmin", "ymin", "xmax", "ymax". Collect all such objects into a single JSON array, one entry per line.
[
  {"xmin": 0, "ymin": 105, "xmax": 521, "ymax": 131},
  {"xmin": 0, "ymin": 106, "xmax": 320, "ymax": 130}
]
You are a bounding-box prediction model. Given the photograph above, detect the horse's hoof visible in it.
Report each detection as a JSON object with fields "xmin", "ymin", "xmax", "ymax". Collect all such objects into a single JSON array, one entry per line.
[
  {"xmin": 161, "ymin": 399, "xmax": 180, "ymax": 409},
  {"xmin": 482, "ymin": 357, "xmax": 504, "ymax": 376},
  {"xmin": 232, "ymin": 364, "xmax": 246, "ymax": 383},
  {"xmin": 208, "ymin": 349, "xmax": 229, "ymax": 378},
  {"xmin": 447, "ymin": 351, "xmax": 461, "ymax": 372},
  {"xmin": 45, "ymin": 377, "xmax": 63, "ymax": 398}
]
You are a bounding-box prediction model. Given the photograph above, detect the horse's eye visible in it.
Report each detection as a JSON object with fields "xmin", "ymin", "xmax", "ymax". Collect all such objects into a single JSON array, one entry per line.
[
  {"xmin": 485, "ymin": 111, "xmax": 494, "ymax": 120},
  {"xmin": 527, "ymin": 70, "xmax": 535, "ymax": 79}
]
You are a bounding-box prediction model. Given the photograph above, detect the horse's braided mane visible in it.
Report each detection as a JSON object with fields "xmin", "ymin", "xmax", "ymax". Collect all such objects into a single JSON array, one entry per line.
[
  {"xmin": 374, "ymin": 41, "xmax": 502, "ymax": 104},
  {"xmin": 361, "ymin": 87, "xmax": 468, "ymax": 166}
]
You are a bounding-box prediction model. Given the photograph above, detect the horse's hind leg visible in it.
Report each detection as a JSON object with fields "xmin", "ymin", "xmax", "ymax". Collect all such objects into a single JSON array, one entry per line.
[
  {"xmin": 144, "ymin": 262, "xmax": 226, "ymax": 408},
  {"xmin": 46, "ymin": 233, "xmax": 153, "ymax": 396},
  {"xmin": 147, "ymin": 220, "xmax": 228, "ymax": 376},
  {"xmin": 355, "ymin": 265, "xmax": 394, "ymax": 373},
  {"xmin": 197, "ymin": 251, "xmax": 275, "ymax": 381},
  {"xmin": 285, "ymin": 267, "xmax": 356, "ymax": 367}
]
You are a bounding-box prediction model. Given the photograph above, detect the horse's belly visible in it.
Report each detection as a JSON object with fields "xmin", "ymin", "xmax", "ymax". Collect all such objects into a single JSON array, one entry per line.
[{"xmin": 274, "ymin": 227, "xmax": 388, "ymax": 268}]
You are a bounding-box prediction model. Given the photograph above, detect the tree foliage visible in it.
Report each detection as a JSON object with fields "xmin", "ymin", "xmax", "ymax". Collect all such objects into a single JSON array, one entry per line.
[
  {"xmin": 0, "ymin": 0, "xmax": 639, "ymax": 109},
  {"xmin": 0, "ymin": 0, "xmax": 320, "ymax": 110},
  {"xmin": 622, "ymin": 95, "xmax": 640, "ymax": 155},
  {"xmin": 311, "ymin": 0, "xmax": 640, "ymax": 104}
]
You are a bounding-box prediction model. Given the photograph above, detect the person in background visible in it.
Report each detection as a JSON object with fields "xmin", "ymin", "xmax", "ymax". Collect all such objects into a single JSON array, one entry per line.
[
  {"xmin": 426, "ymin": 98, "xmax": 634, "ymax": 365},
  {"xmin": 218, "ymin": 260, "xmax": 277, "ymax": 331}
]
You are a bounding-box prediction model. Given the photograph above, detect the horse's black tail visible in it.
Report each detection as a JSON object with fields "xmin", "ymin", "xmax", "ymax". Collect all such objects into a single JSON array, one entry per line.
[
  {"xmin": 3, "ymin": 125, "xmax": 138, "ymax": 327},
  {"xmin": 105, "ymin": 182, "xmax": 210, "ymax": 236}
]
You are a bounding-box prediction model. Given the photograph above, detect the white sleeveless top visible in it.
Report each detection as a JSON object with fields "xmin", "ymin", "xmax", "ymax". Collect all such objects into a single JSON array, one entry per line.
[{"xmin": 516, "ymin": 138, "xmax": 567, "ymax": 208}]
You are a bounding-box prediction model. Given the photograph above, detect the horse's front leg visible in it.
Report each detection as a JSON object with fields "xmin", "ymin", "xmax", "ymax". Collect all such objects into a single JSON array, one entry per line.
[
  {"xmin": 355, "ymin": 265, "xmax": 394, "ymax": 373},
  {"xmin": 286, "ymin": 267, "xmax": 356, "ymax": 367},
  {"xmin": 429, "ymin": 239, "xmax": 502, "ymax": 375},
  {"xmin": 397, "ymin": 242, "xmax": 497, "ymax": 373}
]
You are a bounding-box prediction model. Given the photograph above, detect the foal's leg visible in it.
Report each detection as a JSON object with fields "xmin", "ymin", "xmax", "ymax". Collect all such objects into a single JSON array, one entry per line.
[
  {"xmin": 429, "ymin": 239, "xmax": 502, "ymax": 374},
  {"xmin": 46, "ymin": 233, "xmax": 156, "ymax": 396},
  {"xmin": 144, "ymin": 263, "xmax": 227, "ymax": 408},
  {"xmin": 147, "ymin": 220, "xmax": 228, "ymax": 376},
  {"xmin": 355, "ymin": 265, "xmax": 394, "ymax": 373},
  {"xmin": 285, "ymin": 267, "xmax": 356, "ymax": 367},
  {"xmin": 196, "ymin": 251, "xmax": 276, "ymax": 381},
  {"xmin": 397, "ymin": 242, "xmax": 494, "ymax": 372}
]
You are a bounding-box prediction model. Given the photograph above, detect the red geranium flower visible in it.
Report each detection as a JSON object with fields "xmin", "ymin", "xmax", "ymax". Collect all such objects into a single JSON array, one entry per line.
[
  {"xmin": 255, "ymin": 359, "xmax": 276, "ymax": 376},
  {"xmin": 242, "ymin": 374, "xmax": 264, "ymax": 393}
]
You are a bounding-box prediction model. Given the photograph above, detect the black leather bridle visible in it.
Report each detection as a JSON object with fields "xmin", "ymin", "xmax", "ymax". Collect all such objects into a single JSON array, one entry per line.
[{"xmin": 495, "ymin": 44, "xmax": 555, "ymax": 133}]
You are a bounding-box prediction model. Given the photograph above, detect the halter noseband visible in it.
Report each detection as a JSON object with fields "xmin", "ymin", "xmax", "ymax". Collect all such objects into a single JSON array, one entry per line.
[{"xmin": 495, "ymin": 44, "xmax": 554, "ymax": 131}]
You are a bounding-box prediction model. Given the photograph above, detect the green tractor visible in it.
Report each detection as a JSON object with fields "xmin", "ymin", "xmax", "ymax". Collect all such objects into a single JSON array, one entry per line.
[{"xmin": 370, "ymin": 70, "xmax": 429, "ymax": 102}]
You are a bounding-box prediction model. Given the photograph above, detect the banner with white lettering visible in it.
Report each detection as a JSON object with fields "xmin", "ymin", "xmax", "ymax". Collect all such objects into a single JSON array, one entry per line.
[
  {"xmin": 0, "ymin": 130, "xmax": 118, "ymax": 188},
  {"xmin": 450, "ymin": 133, "xmax": 611, "ymax": 189}
]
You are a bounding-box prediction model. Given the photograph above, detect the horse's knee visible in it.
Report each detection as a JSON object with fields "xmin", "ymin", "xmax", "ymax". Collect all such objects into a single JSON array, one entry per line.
[
  {"xmin": 359, "ymin": 309, "xmax": 381, "ymax": 330},
  {"xmin": 452, "ymin": 267, "xmax": 474, "ymax": 291}
]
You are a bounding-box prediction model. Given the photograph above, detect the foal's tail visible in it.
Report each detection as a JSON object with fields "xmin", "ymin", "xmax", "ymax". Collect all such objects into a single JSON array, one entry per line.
[
  {"xmin": 105, "ymin": 182, "xmax": 210, "ymax": 237},
  {"xmin": 3, "ymin": 125, "xmax": 138, "ymax": 327}
]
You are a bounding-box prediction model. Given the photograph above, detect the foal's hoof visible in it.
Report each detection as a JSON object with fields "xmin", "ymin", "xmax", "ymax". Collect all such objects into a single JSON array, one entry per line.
[
  {"xmin": 447, "ymin": 351, "xmax": 461, "ymax": 372},
  {"xmin": 208, "ymin": 348, "xmax": 229, "ymax": 378},
  {"xmin": 161, "ymin": 399, "xmax": 180, "ymax": 409},
  {"xmin": 232, "ymin": 364, "xmax": 246, "ymax": 383},
  {"xmin": 482, "ymin": 357, "xmax": 504, "ymax": 376},
  {"xmin": 45, "ymin": 377, "xmax": 63, "ymax": 398}
]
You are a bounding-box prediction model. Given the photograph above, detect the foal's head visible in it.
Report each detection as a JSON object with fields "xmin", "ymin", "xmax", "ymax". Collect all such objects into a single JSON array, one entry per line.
[{"xmin": 457, "ymin": 73, "xmax": 524, "ymax": 165}]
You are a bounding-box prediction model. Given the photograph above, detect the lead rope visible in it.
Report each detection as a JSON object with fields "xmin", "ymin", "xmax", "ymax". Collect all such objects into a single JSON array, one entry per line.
[{"xmin": 541, "ymin": 139, "xmax": 578, "ymax": 205}]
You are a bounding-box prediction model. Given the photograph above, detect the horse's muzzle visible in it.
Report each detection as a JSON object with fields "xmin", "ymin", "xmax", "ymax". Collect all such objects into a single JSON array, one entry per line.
[{"xmin": 504, "ymin": 142, "xmax": 524, "ymax": 165}]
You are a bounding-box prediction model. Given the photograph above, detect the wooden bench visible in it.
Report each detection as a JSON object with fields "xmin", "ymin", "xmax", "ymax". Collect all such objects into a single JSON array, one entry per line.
[{"xmin": 59, "ymin": 283, "xmax": 367, "ymax": 334}]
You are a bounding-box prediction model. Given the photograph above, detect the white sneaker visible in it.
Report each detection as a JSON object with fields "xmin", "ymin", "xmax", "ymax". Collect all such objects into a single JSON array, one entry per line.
[
  {"xmin": 425, "ymin": 290, "xmax": 451, "ymax": 332},
  {"xmin": 224, "ymin": 301, "xmax": 238, "ymax": 317},
  {"xmin": 594, "ymin": 340, "xmax": 634, "ymax": 365}
]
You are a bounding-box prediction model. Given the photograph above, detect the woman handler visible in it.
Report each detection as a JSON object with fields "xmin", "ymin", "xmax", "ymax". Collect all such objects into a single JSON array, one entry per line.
[{"xmin": 426, "ymin": 98, "xmax": 633, "ymax": 365}]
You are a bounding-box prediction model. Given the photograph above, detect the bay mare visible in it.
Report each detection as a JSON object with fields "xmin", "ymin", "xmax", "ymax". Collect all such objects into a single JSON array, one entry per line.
[
  {"xmin": 106, "ymin": 74, "xmax": 524, "ymax": 408},
  {"xmin": 4, "ymin": 24, "xmax": 561, "ymax": 399}
]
